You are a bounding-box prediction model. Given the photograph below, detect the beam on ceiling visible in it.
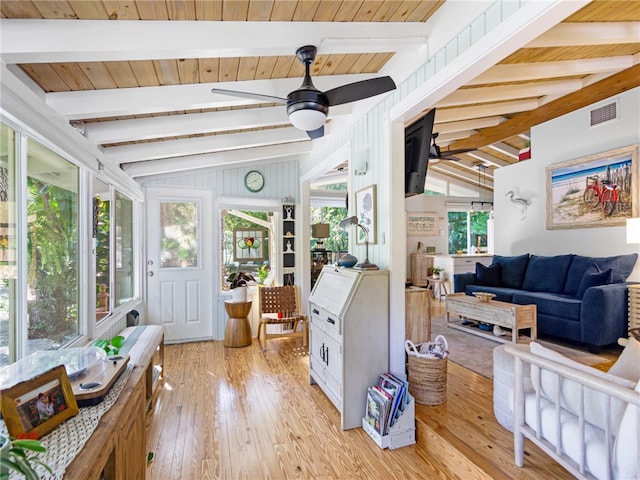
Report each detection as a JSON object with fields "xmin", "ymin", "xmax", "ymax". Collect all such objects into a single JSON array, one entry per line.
[
  {"xmin": 467, "ymin": 151, "xmax": 511, "ymax": 168},
  {"xmin": 448, "ymin": 64, "xmax": 640, "ymax": 151},
  {"xmin": 122, "ymin": 142, "xmax": 311, "ymax": 178},
  {"xmin": 527, "ymin": 22, "xmax": 640, "ymax": 48},
  {"xmin": 435, "ymin": 99, "xmax": 540, "ymax": 123},
  {"xmin": 434, "ymin": 116, "xmax": 505, "ymax": 134},
  {"xmin": 467, "ymin": 55, "xmax": 634, "ymax": 85},
  {"xmin": 84, "ymin": 104, "xmax": 352, "ymax": 144},
  {"xmin": 45, "ymin": 74, "xmax": 373, "ymax": 119},
  {"xmin": 107, "ymin": 127, "xmax": 309, "ymax": 164},
  {"xmin": 437, "ymin": 79, "xmax": 582, "ymax": 108},
  {"xmin": 488, "ymin": 142, "xmax": 519, "ymax": 159},
  {"xmin": 0, "ymin": 19, "xmax": 429, "ymax": 63}
]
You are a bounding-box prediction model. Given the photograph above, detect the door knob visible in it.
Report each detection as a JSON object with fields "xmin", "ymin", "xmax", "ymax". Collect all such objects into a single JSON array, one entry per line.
[{"xmin": 148, "ymin": 271, "xmax": 154, "ymax": 277}]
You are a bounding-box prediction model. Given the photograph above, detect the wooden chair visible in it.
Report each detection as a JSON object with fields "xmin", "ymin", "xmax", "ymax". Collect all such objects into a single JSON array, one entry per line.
[{"xmin": 257, "ymin": 285, "xmax": 308, "ymax": 351}]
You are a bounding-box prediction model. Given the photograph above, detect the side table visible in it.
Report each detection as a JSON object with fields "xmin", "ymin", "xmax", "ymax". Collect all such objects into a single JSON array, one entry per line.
[
  {"xmin": 224, "ymin": 300, "xmax": 252, "ymax": 347},
  {"xmin": 426, "ymin": 276, "xmax": 449, "ymax": 301}
]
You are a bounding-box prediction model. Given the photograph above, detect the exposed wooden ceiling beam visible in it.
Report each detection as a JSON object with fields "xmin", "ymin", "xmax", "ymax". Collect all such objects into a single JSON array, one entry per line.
[
  {"xmin": 527, "ymin": 22, "xmax": 640, "ymax": 48},
  {"xmin": 467, "ymin": 55, "xmax": 633, "ymax": 85},
  {"xmin": 448, "ymin": 64, "xmax": 640, "ymax": 151}
]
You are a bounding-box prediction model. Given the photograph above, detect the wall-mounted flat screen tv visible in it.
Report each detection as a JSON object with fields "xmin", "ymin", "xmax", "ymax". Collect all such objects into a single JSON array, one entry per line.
[{"xmin": 405, "ymin": 108, "xmax": 435, "ymax": 197}]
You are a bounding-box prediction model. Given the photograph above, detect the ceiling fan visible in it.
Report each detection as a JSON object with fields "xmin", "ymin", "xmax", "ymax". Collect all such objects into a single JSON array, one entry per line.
[
  {"xmin": 211, "ymin": 45, "xmax": 396, "ymax": 139},
  {"xmin": 430, "ymin": 131, "xmax": 477, "ymax": 161}
]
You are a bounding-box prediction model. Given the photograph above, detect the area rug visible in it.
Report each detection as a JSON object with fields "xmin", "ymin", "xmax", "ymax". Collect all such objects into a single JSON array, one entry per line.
[{"xmin": 429, "ymin": 314, "xmax": 621, "ymax": 379}]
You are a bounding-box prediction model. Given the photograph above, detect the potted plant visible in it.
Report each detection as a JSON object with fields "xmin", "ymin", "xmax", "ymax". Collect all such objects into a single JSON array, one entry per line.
[
  {"xmin": 257, "ymin": 265, "xmax": 269, "ymax": 285},
  {"xmin": 1, "ymin": 434, "xmax": 52, "ymax": 480},
  {"xmin": 432, "ymin": 266, "xmax": 444, "ymax": 279},
  {"xmin": 226, "ymin": 272, "xmax": 255, "ymax": 302}
]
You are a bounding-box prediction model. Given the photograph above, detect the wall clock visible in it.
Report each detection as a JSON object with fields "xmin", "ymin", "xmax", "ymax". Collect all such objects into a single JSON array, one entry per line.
[{"xmin": 244, "ymin": 170, "xmax": 264, "ymax": 193}]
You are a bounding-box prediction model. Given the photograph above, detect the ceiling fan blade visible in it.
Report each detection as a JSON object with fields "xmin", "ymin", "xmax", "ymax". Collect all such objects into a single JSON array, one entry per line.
[
  {"xmin": 211, "ymin": 88, "xmax": 287, "ymax": 104},
  {"xmin": 438, "ymin": 155, "xmax": 461, "ymax": 161},
  {"xmin": 443, "ymin": 147, "xmax": 476, "ymax": 156},
  {"xmin": 324, "ymin": 76, "xmax": 396, "ymax": 106},
  {"xmin": 307, "ymin": 125, "xmax": 324, "ymax": 139}
]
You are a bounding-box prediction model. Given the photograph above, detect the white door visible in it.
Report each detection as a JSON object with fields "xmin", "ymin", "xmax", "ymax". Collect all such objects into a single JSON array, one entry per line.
[{"xmin": 145, "ymin": 187, "xmax": 212, "ymax": 342}]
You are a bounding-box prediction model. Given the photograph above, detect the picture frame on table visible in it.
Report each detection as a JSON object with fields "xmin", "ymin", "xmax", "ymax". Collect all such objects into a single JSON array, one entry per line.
[
  {"xmin": 407, "ymin": 213, "xmax": 438, "ymax": 236},
  {"xmin": 355, "ymin": 184, "xmax": 377, "ymax": 245},
  {"xmin": 546, "ymin": 144, "xmax": 638, "ymax": 230},
  {"xmin": 0, "ymin": 365, "xmax": 79, "ymax": 438}
]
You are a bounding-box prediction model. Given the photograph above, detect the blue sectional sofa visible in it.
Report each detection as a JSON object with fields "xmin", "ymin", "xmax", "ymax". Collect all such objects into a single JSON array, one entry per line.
[{"xmin": 453, "ymin": 253, "xmax": 638, "ymax": 351}]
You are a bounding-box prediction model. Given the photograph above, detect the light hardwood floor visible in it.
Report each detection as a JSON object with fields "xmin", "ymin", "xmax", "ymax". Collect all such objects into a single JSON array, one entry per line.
[
  {"xmin": 146, "ymin": 338, "xmax": 447, "ymax": 479},
  {"xmin": 146, "ymin": 328, "xmax": 581, "ymax": 480}
]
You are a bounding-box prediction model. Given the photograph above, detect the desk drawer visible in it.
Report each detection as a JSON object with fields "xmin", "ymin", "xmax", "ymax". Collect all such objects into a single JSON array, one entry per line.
[{"xmin": 309, "ymin": 304, "xmax": 341, "ymax": 338}]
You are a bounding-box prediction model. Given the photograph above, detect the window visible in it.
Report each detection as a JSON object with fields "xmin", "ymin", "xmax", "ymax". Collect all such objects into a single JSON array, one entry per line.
[
  {"xmin": 94, "ymin": 179, "xmax": 111, "ymax": 322},
  {"xmin": 27, "ymin": 138, "xmax": 80, "ymax": 352},
  {"xmin": 221, "ymin": 210, "xmax": 272, "ymax": 288},
  {"xmin": 448, "ymin": 210, "xmax": 491, "ymax": 255},
  {"xmin": 0, "ymin": 123, "xmax": 17, "ymax": 366},
  {"xmin": 114, "ymin": 192, "xmax": 134, "ymax": 306},
  {"xmin": 160, "ymin": 200, "xmax": 199, "ymax": 268}
]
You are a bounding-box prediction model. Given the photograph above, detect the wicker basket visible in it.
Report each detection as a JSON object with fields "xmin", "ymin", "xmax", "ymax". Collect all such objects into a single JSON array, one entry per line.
[{"xmin": 405, "ymin": 337, "xmax": 448, "ymax": 406}]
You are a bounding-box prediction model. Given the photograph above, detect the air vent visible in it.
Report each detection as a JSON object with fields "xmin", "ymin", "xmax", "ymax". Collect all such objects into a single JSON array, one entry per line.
[{"xmin": 590, "ymin": 102, "xmax": 617, "ymax": 126}]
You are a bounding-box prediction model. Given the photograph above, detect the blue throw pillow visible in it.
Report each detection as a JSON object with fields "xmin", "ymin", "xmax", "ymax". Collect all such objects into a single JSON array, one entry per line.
[
  {"xmin": 476, "ymin": 262, "xmax": 501, "ymax": 287},
  {"xmin": 576, "ymin": 268, "xmax": 612, "ymax": 299},
  {"xmin": 492, "ymin": 254, "xmax": 529, "ymax": 289}
]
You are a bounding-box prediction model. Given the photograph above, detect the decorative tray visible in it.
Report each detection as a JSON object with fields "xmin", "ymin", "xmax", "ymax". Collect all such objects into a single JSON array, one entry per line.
[
  {"xmin": 473, "ymin": 292, "xmax": 496, "ymax": 303},
  {"xmin": 0, "ymin": 347, "xmax": 107, "ymax": 389}
]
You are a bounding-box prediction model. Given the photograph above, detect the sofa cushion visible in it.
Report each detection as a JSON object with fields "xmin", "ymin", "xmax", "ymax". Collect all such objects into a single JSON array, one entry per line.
[
  {"xmin": 475, "ymin": 262, "xmax": 501, "ymax": 287},
  {"xmin": 512, "ymin": 291, "xmax": 581, "ymax": 321},
  {"xmin": 521, "ymin": 254, "xmax": 573, "ymax": 293},
  {"xmin": 564, "ymin": 253, "xmax": 638, "ymax": 295},
  {"xmin": 529, "ymin": 342, "xmax": 635, "ymax": 433},
  {"xmin": 576, "ymin": 267, "xmax": 612, "ymax": 299},
  {"xmin": 492, "ymin": 254, "xmax": 529, "ymax": 289}
]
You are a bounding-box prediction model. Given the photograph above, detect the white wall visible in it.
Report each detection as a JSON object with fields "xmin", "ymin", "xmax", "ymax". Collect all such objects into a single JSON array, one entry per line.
[
  {"xmin": 404, "ymin": 195, "xmax": 448, "ymax": 277},
  {"xmin": 494, "ymin": 87, "xmax": 640, "ymax": 281},
  {"xmin": 138, "ymin": 159, "xmax": 302, "ymax": 339}
]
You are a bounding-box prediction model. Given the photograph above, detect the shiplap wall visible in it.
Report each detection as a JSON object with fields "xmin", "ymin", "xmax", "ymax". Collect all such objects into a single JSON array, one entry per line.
[{"xmin": 138, "ymin": 159, "xmax": 301, "ymax": 340}]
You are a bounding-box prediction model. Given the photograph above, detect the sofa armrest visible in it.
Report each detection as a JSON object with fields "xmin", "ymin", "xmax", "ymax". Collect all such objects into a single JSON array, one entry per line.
[
  {"xmin": 454, "ymin": 272, "xmax": 476, "ymax": 293},
  {"xmin": 581, "ymin": 283, "xmax": 630, "ymax": 347}
]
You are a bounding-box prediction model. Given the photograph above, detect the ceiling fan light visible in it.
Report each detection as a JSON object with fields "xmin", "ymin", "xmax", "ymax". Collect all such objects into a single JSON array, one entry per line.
[{"xmin": 289, "ymin": 108, "xmax": 327, "ymax": 131}]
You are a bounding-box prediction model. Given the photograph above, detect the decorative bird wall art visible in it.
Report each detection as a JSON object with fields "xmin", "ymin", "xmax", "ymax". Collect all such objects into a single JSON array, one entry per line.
[{"xmin": 505, "ymin": 190, "xmax": 532, "ymax": 220}]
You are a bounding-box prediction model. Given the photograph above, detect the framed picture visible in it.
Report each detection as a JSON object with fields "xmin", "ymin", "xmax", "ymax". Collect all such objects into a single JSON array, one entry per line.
[
  {"xmin": 0, "ymin": 365, "xmax": 79, "ymax": 438},
  {"xmin": 355, "ymin": 184, "xmax": 377, "ymax": 244},
  {"xmin": 546, "ymin": 144, "xmax": 638, "ymax": 230},
  {"xmin": 407, "ymin": 213, "xmax": 438, "ymax": 236}
]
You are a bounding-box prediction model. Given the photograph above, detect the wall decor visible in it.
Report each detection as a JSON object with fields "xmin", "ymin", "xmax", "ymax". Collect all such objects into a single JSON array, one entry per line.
[
  {"xmin": 0, "ymin": 365, "xmax": 79, "ymax": 438},
  {"xmin": 355, "ymin": 184, "xmax": 376, "ymax": 244},
  {"xmin": 546, "ymin": 144, "xmax": 638, "ymax": 229},
  {"xmin": 233, "ymin": 227, "xmax": 266, "ymax": 262},
  {"xmin": 407, "ymin": 212, "xmax": 438, "ymax": 236}
]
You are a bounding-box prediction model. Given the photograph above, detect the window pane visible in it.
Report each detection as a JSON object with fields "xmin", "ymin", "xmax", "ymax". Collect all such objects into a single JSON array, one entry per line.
[
  {"xmin": 115, "ymin": 192, "xmax": 133, "ymax": 306},
  {"xmin": 470, "ymin": 211, "xmax": 490, "ymax": 253},
  {"xmin": 0, "ymin": 123, "xmax": 17, "ymax": 366},
  {"xmin": 27, "ymin": 138, "xmax": 79, "ymax": 352},
  {"xmin": 221, "ymin": 210, "xmax": 270, "ymax": 288},
  {"xmin": 448, "ymin": 211, "xmax": 468, "ymax": 254},
  {"xmin": 95, "ymin": 179, "xmax": 111, "ymax": 322},
  {"xmin": 160, "ymin": 201, "xmax": 199, "ymax": 268}
]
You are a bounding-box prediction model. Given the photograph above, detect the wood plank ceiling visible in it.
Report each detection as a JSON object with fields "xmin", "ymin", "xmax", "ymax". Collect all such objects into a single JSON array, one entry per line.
[{"xmin": 1, "ymin": 0, "xmax": 639, "ymax": 194}]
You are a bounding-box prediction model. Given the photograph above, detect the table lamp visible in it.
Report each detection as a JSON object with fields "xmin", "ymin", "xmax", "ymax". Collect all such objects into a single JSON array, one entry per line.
[
  {"xmin": 338, "ymin": 215, "xmax": 378, "ymax": 270},
  {"xmin": 311, "ymin": 223, "xmax": 330, "ymax": 250}
]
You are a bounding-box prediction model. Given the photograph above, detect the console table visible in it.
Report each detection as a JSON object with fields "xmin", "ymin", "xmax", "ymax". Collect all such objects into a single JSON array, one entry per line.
[{"xmin": 64, "ymin": 326, "xmax": 164, "ymax": 479}]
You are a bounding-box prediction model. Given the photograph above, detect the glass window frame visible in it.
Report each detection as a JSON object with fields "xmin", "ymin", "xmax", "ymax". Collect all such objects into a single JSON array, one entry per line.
[{"xmin": 1, "ymin": 114, "xmax": 143, "ymax": 366}]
